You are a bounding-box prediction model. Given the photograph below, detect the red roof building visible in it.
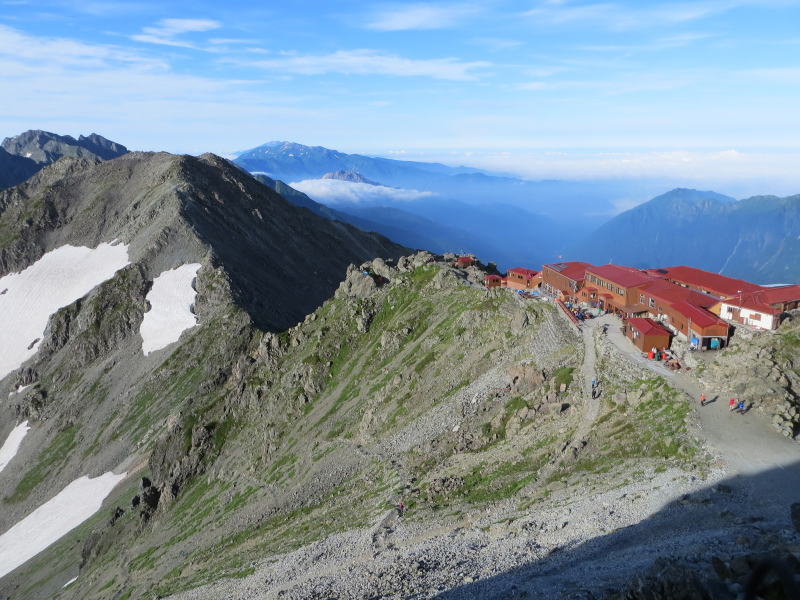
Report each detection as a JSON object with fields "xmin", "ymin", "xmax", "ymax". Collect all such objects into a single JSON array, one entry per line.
[
  {"xmin": 582, "ymin": 265, "xmax": 656, "ymax": 316},
  {"xmin": 650, "ymin": 266, "xmax": 761, "ymax": 299},
  {"xmin": 484, "ymin": 274, "xmax": 503, "ymax": 288},
  {"xmin": 506, "ymin": 267, "xmax": 540, "ymax": 290},
  {"xmin": 664, "ymin": 301, "xmax": 730, "ymax": 345},
  {"xmin": 541, "ymin": 261, "xmax": 591, "ymax": 298},
  {"xmin": 637, "ymin": 279, "xmax": 718, "ymax": 311},
  {"xmin": 455, "ymin": 256, "xmax": 475, "ymax": 267},
  {"xmin": 712, "ymin": 284, "xmax": 800, "ymax": 330},
  {"xmin": 625, "ymin": 317, "xmax": 673, "ymax": 351}
]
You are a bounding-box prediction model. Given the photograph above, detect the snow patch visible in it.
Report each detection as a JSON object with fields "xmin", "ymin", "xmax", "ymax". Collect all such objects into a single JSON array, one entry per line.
[
  {"xmin": 24, "ymin": 152, "xmax": 32, "ymax": 158},
  {"xmin": 0, "ymin": 244, "xmax": 130, "ymax": 380},
  {"xmin": 140, "ymin": 264, "xmax": 201, "ymax": 355},
  {"xmin": 63, "ymin": 576, "xmax": 78, "ymax": 588},
  {"xmin": 7, "ymin": 384, "xmax": 32, "ymax": 398},
  {"xmin": 0, "ymin": 471, "xmax": 126, "ymax": 578},
  {"xmin": 0, "ymin": 421, "xmax": 30, "ymax": 474}
]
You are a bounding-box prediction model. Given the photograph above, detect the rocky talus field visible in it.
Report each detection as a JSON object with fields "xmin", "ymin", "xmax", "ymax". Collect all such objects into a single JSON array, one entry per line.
[{"xmin": 0, "ymin": 151, "xmax": 798, "ymax": 599}]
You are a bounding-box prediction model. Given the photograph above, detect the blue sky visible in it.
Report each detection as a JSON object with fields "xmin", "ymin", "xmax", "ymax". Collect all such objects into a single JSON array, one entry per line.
[{"xmin": 1, "ymin": 0, "xmax": 799, "ymax": 192}]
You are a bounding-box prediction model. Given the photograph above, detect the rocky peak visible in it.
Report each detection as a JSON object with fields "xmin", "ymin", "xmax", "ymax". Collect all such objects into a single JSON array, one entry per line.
[{"xmin": 1, "ymin": 129, "xmax": 127, "ymax": 165}]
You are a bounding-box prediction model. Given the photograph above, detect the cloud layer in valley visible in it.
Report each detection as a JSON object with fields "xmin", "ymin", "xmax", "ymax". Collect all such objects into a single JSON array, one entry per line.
[{"xmin": 289, "ymin": 179, "xmax": 434, "ymax": 205}]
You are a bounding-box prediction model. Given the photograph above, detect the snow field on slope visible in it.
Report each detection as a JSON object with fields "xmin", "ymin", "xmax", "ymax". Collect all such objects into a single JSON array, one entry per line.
[
  {"xmin": 0, "ymin": 421, "xmax": 30, "ymax": 474},
  {"xmin": 140, "ymin": 264, "xmax": 202, "ymax": 355},
  {"xmin": 0, "ymin": 243, "xmax": 130, "ymax": 380},
  {"xmin": 0, "ymin": 471, "xmax": 126, "ymax": 578}
]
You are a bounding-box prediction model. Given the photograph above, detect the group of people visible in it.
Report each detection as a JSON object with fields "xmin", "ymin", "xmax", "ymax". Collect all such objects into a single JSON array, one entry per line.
[
  {"xmin": 699, "ymin": 393, "xmax": 747, "ymax": 414},
  {"xmin": 729, "ymin": 397, "xmax": 748, "ymax": 414}
]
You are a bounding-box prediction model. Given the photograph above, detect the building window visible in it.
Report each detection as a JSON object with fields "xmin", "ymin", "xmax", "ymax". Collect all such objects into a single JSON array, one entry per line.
[
  {"xmin": 640, "ymin": 293, "xmax": 645, "ymax": 303},
  {"xmin": 750, "ymin": 313, "xmax": 761, "ymax": 321},
  {"xmin": 726, "ymin": 306, "xmax": 734, "ymax": 314},
  {"xmin": 648, "ymin": 298, "xmax": 655, "ymax": 307}
]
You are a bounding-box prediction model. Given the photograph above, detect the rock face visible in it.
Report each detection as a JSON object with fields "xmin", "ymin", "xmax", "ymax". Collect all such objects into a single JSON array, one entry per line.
[{"xmin": 0, "ymin": 147, "xmax": 39, "ymax": 190}]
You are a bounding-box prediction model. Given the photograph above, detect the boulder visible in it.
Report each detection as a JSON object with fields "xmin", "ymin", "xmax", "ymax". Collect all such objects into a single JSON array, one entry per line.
[{"xmin": 507, "ymin": 363, "xmax": 545, "ymax": 395}]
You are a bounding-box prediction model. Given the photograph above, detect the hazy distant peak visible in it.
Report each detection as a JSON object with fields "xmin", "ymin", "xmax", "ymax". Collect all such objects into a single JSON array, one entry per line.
[
  {"xmin": 651, "ymin": 188, "xmax": 737, "ymax": 204},
  {"xmin": 321, "ymin": 170, "xmax": 381, "ymax": 186}
]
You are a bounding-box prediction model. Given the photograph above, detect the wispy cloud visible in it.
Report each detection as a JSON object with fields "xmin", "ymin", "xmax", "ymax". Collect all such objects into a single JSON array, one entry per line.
[
  {"xmin": 518, "ymin": 73, "xmax": 691, "ymax": 94},
  {"xmin": 471, "ymin": 37, "xmax": 525, "ymax": 51},
  {"xmin": 524, "ymin": 1, "xmax": 759, "ymax": 31},
  {"xmin": 244, "ymin": 49, "xmax": 490, "ymax": 80},
  {"xmin": 366, "ymin": 3, "xmax": 480, "ymax": 31},
  {"xmin": 579, "ymin": 32, "xmax": 715, "ymax": 53},
  {"xmin": 0, "ymin": 24, "xmax": 319, "ymax": 152},
  {"xmin": 131, "ymin": 18, "xmax": 221, "ymax": 49},
  {"xmin": 0, "ymin": 23, "xmax": 165, "ymax": 68}
]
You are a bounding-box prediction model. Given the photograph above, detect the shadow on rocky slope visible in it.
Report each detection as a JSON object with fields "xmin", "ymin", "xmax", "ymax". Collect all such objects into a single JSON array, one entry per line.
[{"xmin": 438, "ymin": 461, "xmax": 800, "ymax": 599}]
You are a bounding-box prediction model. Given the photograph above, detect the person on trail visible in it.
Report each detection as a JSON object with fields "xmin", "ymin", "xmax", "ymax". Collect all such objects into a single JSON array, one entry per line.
[
  {"xmin": 396, "ymin": 502, "xmax": 405, "ymax": 517},
  {"xmin": 699, "ymin": 393, "xmax": 706, "ymax": 406},
  {"xmin": 729, "ymin": 398, "xmax": 736, "ymax": 411},
  {"xmin": 591, "ymin": 378, "xmax": 596, "ymax": 389},
  {"xmin": 737, "ymin": 401, "xmax": 746, "ymax": 414}
]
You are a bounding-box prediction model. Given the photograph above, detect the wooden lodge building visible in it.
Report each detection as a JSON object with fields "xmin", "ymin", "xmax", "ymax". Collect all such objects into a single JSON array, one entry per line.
[
  {"xmin": 505, "ymin": 267, "xmax": 540, "ymax": 291},
  {"xmin": 484, "ymin": 274, "xmax": 503, "ymax": 288},
  {"xmin": 541, "ymin": 262, "xmax": 590, "ymax": 298},
  {"xmin": 624, "ymin": 317, "xmax": 672, "ymax": 352}
]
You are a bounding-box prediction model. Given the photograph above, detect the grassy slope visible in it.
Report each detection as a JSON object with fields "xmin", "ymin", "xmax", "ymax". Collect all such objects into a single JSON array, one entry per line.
[{"xmin": 15, "ymin": 264, "xmax": 709, "ymax": 599}]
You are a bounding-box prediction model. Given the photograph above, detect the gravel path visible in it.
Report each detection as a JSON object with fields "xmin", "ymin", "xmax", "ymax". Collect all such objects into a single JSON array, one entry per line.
[{"xmin": 602, "ymin": 315, "xmax": 800, "ymax": 516}]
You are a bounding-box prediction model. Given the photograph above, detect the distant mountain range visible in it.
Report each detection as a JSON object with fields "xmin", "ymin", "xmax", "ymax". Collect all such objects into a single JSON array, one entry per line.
[
  {"xmin": 232, "ymin": 141, "xmax": 648, "ymax": 224},
  {"xmin": 0, "ymin": 130, "xmax": 127, "ymax": 190},
  {"xmin": 574, "ymin": 188, "xmax": 800, "ymax": 283},
  {"xmin": 2, "ymin": 132, "xmax": 797, "ymax": 283}
]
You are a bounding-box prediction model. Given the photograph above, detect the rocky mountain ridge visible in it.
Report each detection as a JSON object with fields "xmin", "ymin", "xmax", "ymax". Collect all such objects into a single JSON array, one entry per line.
[{"xmin": 0, "ymin": 130, "xmax": 127, "ymax": 191}]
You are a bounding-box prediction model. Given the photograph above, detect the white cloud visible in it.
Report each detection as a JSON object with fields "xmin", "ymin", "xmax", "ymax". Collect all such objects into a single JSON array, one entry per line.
[
  {"xmin": 131, "ymin": 18, "xmax": 221, "ymax": 48},
  {"xmin": 0, "ymin": 24, "xmax": 320, "ymax": 151},
  {"xmin": 245, "ymin": 49, "xmax": 490, "ymax": 80},
  {"xmin": 0, "ymin": 24, "xmax": 165, "ymax": 69},
  {"xmin": 524, "ymin": 1, "xmax": 764, "ymax": 31},
  {"xmin": 289, "ymin": 179, "xmax": 434, "ymax": 204},
  {"xmin": 366, "ymin": 3, "xmax": 480, "ymax": 30}
]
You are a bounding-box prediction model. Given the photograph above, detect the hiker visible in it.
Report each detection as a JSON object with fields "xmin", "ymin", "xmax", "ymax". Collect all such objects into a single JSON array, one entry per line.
[
  {"xmin": 699, "ymin": 393, "xmax": 706, "ymax": 406},
  {"xmin": 737, "ymin": 401, "xmax": 746, "ymax": 414},
  {"xmin": 728, "ymin": 398, "xmax": 736, "ymax": 411},
  {"xmin": 591, "ymin": 378, "xmax": 596, "ymax": 389},
  {"xmin": 396, "ymin": 501, "xmax": 406, "ymax": 517}
]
